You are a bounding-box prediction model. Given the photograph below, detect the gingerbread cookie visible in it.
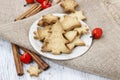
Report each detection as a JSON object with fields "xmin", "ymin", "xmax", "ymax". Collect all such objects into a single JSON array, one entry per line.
[
  {"xmin": 69, "ymin": 10, "xmax": 86, "ymax": 20},
  {"xmin": 38, "ymin": 14, "xmax": 59, "ymax": 26},
  {"xmin": 74, "ymin": 24, "xmax": 89, "ymax": 35},
  {"xmin": 61, "ymin": 15, "xmax": 81, "ymax": 31},
  {"xmin": 64, "ymin": 31, "xmax": 77, "ymax": 42},
  {"xmin": 27, "ymin": 65, "xmax": 42, "ymax": 77},
  {"xmin": 60, "ymin": 0, "xmax": 78, "ymax": 13},
  {"xmin": 42, "ymin": 21, "xmax": 71, "ymax": 54},
  {"xmin": 67, "ymin": 36, "xmax": 85, "ymax": 50},
  {"xmin": 34, "ymin": 26, "xmax": 51, "ymax": 41}
]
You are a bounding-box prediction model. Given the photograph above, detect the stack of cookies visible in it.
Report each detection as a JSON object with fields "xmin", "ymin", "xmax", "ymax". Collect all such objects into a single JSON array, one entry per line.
[{"xmin": 34, "ymin": 13, "xmax": 89, "ymax": 55}]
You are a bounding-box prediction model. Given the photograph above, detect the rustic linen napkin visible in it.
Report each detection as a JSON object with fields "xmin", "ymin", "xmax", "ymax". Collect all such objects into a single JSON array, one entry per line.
[{"xmin": 0, "ymin": 0, "xmax": 120, "ymax": 79}]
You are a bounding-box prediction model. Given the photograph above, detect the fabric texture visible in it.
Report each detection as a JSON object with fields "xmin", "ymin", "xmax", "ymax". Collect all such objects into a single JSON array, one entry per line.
[{"xmin": 0, "ymin": 0, "xmax": 120, "ymax": 79}]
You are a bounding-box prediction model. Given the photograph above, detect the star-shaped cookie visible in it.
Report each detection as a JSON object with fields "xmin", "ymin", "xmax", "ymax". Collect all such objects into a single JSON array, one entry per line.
[
  {"xmin": 69, "ymin": 10, "xmax": 86, "ymax": 20},
  {"xmin": 74, "ymin": 24, "xmax": 89, "ymax": 35},
  {"xmin": 61, "ymin": 15, "xmax": 81, "ymax": 31},
  {"xmin": 27, "ymin": 65, "xmax": 42, "ymax": 77},
  {"xmin": 64, "ymin": 31, "xmax": 77, "ymax": 42},
  {"xmin": 38, "ymin": 14, "xmax": 59, "ymax": 26},
  {"xmin": 60, "ymin": 0, "xmax": 78, "ymax": 13},
  {"xmin": 67, "ymin": 36, "xmax": 85, "ymax": 50},
  {"xmin": 34, "ymin": 26, "xmax": 51, "ymax": 41}
]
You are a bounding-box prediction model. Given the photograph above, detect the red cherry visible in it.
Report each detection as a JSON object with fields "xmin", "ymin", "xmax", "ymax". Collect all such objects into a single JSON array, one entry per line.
[
  {"xmin": 25, "ymin": 0, "xmax": 34, "ymax": 4},
  {"xmin": 36, "ymin": 0, "xmax": 45, "ymax": 4},
  {"xmin": 41, "ymin": 1, "xmax": 52, "ymax": 10},
  {"xmin": 45, "ymin": 3, "xmax": 51, "ymax": 9},
  {"xmin": 92, "ymin": 28, "xmax": 103, "ymax": 39},
  {"xmin": 20, "ymin": 52, "xmax": 32, "ymax": 64}
]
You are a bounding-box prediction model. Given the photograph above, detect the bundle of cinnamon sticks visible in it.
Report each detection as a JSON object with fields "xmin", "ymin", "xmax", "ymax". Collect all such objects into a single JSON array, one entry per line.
[
  {"xmin": 11, "ymin": 43, "xmax": 49, "ymax": 76},
  {"xmin": 14, "ymin": 0, "xmax": 62, "ymax": 21},
  {"xmin": 12, "ymin": 4, "xmax": 50, "ymax": 76},
  {"xmin": 15, "ymin": 4, "xmax": 42, "ymax": 21}
]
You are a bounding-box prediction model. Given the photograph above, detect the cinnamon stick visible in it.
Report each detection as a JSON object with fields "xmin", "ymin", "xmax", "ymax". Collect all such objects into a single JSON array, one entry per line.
[
  {"xmin": 25, "ymin": 5, "xmax": 42, "ymax": 18},
  {"xmin": 20, "ymin": 47, "xmax": 49, "ymax": 70},
  {"xmin": 11, "ymin": 43, "xmax": 24, "ymax": 76},
  {"xmin": 15, "ymin": 4, "xmax": 39, "ymax": 21},
  {"xmin": 56, "ymin": 0, "xmax": 61, "ymax": 4}
]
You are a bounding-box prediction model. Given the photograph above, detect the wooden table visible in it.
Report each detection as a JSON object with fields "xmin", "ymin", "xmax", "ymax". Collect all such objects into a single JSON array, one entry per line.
[{"xmin": 0, "ymin": 38, "xmax": 109, "ymax": 80}]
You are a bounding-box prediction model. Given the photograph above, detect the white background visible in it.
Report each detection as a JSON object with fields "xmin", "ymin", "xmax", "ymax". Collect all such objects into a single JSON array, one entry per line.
[{"xmin": 0, "ymin": 38, "xmax": 109, "ymax": 80}]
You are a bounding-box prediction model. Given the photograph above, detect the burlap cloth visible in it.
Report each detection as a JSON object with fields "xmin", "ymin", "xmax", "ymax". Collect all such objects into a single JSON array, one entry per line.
[{"xmin": 0, "ymin": 0, "xmax": 120, "ymax": 79}]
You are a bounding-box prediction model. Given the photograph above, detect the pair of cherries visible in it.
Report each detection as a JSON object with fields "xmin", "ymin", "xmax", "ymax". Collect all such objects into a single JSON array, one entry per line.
[{"xmin": 25, "ymin": 0, "xmax": 51, "ymax": 9}]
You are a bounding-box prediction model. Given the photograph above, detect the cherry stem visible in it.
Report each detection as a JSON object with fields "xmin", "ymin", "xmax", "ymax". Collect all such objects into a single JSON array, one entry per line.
[
  {"xmin": 90, "ymin": 36, "xmax": 93, "ymax": 38},
  {"xmin": 48, "ymin": 0, "xmax": 52, "ymax": 3},
  {"xmin": 19, "ymin": 48, "xmax": 25, "ymax": 55},
  {"xmin": 24, "ymin": 4, "xmax": 28, "ymax": 7},
  {"xmin": 18, "ymin": 49, "xmax": 22, "ymax": 55},
  {"xmin": 90, "ymin": 36, "xmax": 94, "ymax": 40}
]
